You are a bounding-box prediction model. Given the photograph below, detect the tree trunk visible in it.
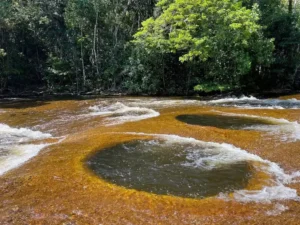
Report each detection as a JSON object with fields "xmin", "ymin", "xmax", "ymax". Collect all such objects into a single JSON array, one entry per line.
[
  {"xmin": 80, "ymin": 26, "xmax": 86, "ymax": 87},
  {"xmin": 93, "ymin": 10, "xmax": 99, "ymax": 76},
  {"xmin": 289, "ymin": 0, "xmax": 293, "ymax": 14}
]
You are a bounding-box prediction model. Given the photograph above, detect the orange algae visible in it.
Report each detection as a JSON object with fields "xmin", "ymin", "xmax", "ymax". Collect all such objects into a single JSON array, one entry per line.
[{"xmin": 0, "ymin": 97, "xmax": 300, "ymax": 224}]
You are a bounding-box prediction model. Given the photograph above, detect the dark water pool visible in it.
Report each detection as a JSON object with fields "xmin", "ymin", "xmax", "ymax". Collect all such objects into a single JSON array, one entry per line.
[
  {"xmin": 176, "ymin": 114, "xmax": 276, "ymax": 130},
  {"xmin": 87, "ymin": 140, "xmax": 252, "ymax": 199}
]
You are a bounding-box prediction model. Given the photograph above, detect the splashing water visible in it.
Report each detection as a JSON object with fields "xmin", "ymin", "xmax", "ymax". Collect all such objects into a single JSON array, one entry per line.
[
  {"xmin": 266, "ymin": 203, "xmax": 289, "ymax": 216},
  {"xmin": 88, "ymin": 102, "xmax": 160, "ymax": 125},
  {"xmin": 87, "ymin": 138, "xmax": 252, "ymax": 198},
  {"xmin": 216, "ymin": 112, "xmax": 300, "ymax": 142},
  {"xmin": 90, "ymin": 132, "xmax": 300, "ymax": 203},
  {"xmin": 206, "ymin": 96, "xmax": 300, "ymax": 109},
  {"xmin": 0, "ymin": 123, "xmax": 53, "ymax": 176}
]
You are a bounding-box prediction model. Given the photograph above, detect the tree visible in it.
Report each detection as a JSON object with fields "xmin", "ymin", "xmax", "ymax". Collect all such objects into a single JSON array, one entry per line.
[
  {"xmin": 244, "ymin": 0, "xmax": 300, "ymax": 89},
  {"xmin": 1, "ymin": 0, "xmax": 300, "ymax": 95},
  {"xmin": 133, "ymin": 0, "xmax": 273, "ymax": 87}
]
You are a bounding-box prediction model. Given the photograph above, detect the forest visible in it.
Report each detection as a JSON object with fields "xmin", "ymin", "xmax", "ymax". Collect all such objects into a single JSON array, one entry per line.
[{"xmin": 0, "ymin": 0, "xmax": 300, "ymax": 95}]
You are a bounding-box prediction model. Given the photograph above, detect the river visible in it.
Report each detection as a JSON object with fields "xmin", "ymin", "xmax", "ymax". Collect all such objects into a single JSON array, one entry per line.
[{"xmin": 0, "ymin": 95, "xmax": 300, "ymax": 224}]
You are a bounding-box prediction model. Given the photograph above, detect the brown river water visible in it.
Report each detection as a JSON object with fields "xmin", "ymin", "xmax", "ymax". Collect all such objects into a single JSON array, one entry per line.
[{"xmin": 0, "ymin": 95, "xmax": 300, "ymax": 224}]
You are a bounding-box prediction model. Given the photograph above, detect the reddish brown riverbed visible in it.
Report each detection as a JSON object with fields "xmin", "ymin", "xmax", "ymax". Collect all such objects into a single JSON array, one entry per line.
[{"xmin": 0, "ymin": 96, "xmax": 300, "ymax": 224}]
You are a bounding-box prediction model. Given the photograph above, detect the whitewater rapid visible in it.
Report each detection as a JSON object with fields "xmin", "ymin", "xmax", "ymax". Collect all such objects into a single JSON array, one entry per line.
[
  {"xmin": 88, "ymin": 102, "xmax": 160, "ymax": 125},
  {"xmin": 1, "ymin": 96, "xmax": 300, "ymax": 204},
  {"xmin": 118, "ymin": 132, "xmax": 300, "ymax": 203},
  {"xmin": 209, "ymin": 111, "xmax": 300, "ymax": 142},
  {"xmin": 206, "ymin": 95, "xmax": 300, "ymax": 109},
  {"xmin": 87, "ymin": 96, "xmax": 300, "ymax": 121},
  {"xmin": 86, "ymin": 97, "xmax": 300, "ymax": 141},
  {"xmin": 0, "ymin": 123, "xmax": 53, "ymax": 176}
]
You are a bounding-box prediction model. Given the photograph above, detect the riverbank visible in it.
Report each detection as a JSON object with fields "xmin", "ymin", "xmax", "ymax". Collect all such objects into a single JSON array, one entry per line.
[
  {"xmin": 1, "ymin": 88, "xmax": 299, "ymax": 103},
  {"xmin": 1, "ymin": 96, "xmax": 300, "ymax": 224}
]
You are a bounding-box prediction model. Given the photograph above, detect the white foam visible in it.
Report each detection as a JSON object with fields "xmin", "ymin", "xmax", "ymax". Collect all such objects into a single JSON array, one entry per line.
[
  {"xmin": 266, "ymin": 203, "xmax": 289, "ymax": 216},
  {"xmin": 214, "ymin": 111, "xmax": 300, "ymax": 142},
  {"xmin": 207, "ymin": 96, "xmax": 300, "ymax": 109},
  {"xmin": 234, "ymin": 186, "xmax": 298, "ymax": 203},
  {"xmin": 118, "ymin": 132, "xmax": 300, "ymax": 203},
  {"xmin": 0, "ymin": 123, "xmax": 53, "ymax": 176},
  {"xmin": 2, "ymin": 97, "xmax": 28, "ymax": 101},
  {"xmin": 88, "ymin": 102, "xmax": 160, "ymax": 125},
  {"xmin": 0, "ymin": 144, "xmax": 50, "ymax": 176},
  {"xmin": 129, "ymin": 96, "xmax": 300, "ymax": 110},
  {"xmin": 127, "ymin": 99, "xmax": 200, "ymax": 108},
  {"xmin": 97, "ymin": 96, "xmax": 300, "ymax": 110},
  {"xmin": 0, "ymin": 123, "xmax": 52, "ymax": 144},
  {"xmin": 208, "ymin": 96, "xmax": 258, "ymax": 104}
]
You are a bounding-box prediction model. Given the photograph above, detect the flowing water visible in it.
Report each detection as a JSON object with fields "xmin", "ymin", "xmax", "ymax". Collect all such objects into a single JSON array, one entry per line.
[
  {"xmin": 0, "ymin": 95, "xmax": 300, "ymax": 224},
  {"xmin": 87, "ymin": 139, "xmax": 252, "ymax": 199}
]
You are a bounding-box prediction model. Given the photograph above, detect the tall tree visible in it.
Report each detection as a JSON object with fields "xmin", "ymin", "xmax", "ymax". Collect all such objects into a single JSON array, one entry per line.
[{"xmin": 133, "ymin": 0, "xmax": 273, "ymax": 87}]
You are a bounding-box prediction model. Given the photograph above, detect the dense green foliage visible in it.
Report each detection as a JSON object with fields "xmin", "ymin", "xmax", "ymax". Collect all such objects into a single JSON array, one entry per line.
[
  {"xmin": 194, "ymin": 83, "xmax": 236, "ymax": 93},
  {"xmin": 134, "ymin": 0, "xmax": 273, "ymax": 89},
  {"xmin": 0, "ymin": 0, "xmax": 300, "ymax": 95}
]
